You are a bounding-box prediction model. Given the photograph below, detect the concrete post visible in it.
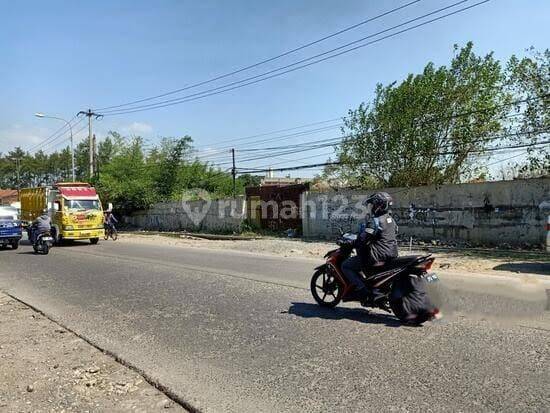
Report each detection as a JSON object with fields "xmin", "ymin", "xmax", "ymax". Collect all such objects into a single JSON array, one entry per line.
[{"xmin": 300, "ymin": 191, "xmax": 308, "ymax": 238}]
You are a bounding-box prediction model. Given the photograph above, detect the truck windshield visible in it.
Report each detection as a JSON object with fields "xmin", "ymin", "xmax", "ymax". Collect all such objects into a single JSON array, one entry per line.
[{"xmin": 65, "ymin": 200, "xmax": 101, "ymax": 211}]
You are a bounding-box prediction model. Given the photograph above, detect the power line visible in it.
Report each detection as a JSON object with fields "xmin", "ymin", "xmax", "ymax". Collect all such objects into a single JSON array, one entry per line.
[
  {"xmin": 194, "ymin": 117, "xmax": 343, "ymax": 151},
  {"xmin": 194, "ymin": 124, "xmax": 343, "ymax": 160},
  {"xmin": 215, "ymin": 124, "xmax": 549, "ymax": 169},
  {"xmin": 27, "ymin": 115, "xmax": 82, "ymax": 152},
  {"xmin": 46, "ymin": 123, "xmax": 90, "ymax": 152},
  {"xmin": 99, "ymin": 0, "xmax": 489, "ymax": 116},
  {"xmin": 38, "ymin": 120, "xmax": 88, "ymax": 153},
  {"xmin": 198, "ymin": 135, "xmax": 344, "ymax": 163},
  {"xmin": 209, "ymin": 108, "xmax": 537, "ymax": 157},
  {"xmin": 93, "ymin": 0, "xmax": 423, "ymax": 112},
  {"xmin": 238, "ymin": 133, "xmax": 550, "ymax": 174},
  {"xmin": 485, "ymin": 151, "xmax": 530, "ymax": 167},
  {"xmin": 194, "ymin": 91, "xmax": 547, "ymax": 159},
  {"xmin": 239, "ymin": 150, "xmax": 337, "ymax": 170},
  {"xmin": 100, "ymin": 0, "xmax": 477, "ymax": 115}
]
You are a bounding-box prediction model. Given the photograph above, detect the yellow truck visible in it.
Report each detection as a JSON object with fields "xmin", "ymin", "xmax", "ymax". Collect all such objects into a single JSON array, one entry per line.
[{"xmin": 20, "ymin": 182, "xmax": 105, "ymax": 244}]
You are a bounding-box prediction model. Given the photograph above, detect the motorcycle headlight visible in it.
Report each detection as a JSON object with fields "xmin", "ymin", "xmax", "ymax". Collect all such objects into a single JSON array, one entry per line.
[
  {"xmin": 12, "ymin": 222, "xmax": 18, "ymax": 227},
  {"xmin": 64, "ymin": 225, "xmax": 73, "ymax": 230}
]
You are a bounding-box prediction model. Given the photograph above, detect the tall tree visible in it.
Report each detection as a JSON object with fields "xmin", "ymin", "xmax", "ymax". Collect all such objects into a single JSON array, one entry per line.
[
  {"xmin": 151, "ymin": 136, "xmax": 193, "ymax": 199},
  {"xmin": 332, "ymin": 42, "xmax": 508, "ymax": 188},
  {"xmin": 97, "ymin": 137, "xmax": 155, "ymax": 213},
  {"xmin": 506, "ymin": 48, "xmax": 550, "ymax": 176}
]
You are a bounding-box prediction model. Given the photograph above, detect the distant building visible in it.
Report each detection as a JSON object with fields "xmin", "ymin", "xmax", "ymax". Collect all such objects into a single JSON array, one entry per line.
[
  {"xmin": 260, "ymin": 177, "xmax": 309, "ymax": 186},
  {"xmin": 0, "ymin": 189, "xmax": 18, "ymax": 206}
]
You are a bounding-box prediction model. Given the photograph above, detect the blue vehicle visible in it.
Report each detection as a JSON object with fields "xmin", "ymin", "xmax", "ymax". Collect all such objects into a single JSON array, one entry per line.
[{"xmin": 0, "ymin": 206, "xmax": 22, "ymax": 250}]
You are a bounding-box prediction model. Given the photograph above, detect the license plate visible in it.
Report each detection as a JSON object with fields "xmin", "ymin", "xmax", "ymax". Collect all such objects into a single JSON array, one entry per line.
[
  {"xmin": 80, "ymin": 233, "xmax": 90, "ymax": 237},
  {"xmin": 42, "ymin": 237, "xmax": 53, "ymax": 241},
  {"xmin": 425, "ymin": 272, "xmax": 439, "ymax": 283}
]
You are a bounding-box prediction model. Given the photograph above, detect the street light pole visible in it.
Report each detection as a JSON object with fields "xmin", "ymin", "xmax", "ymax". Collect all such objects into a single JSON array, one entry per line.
[{"xmin": 35, "ymin": 113, "xmax": 75, "ymax": 182}]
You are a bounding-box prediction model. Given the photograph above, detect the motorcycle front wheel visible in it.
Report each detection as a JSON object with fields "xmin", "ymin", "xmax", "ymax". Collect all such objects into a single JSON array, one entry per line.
[{"xmin": 310, "ymin": 267, "xmax": 343, "ymax": 308}]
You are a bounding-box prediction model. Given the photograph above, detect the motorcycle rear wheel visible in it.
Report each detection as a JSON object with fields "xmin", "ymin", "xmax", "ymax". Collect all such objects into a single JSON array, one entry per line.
[{"xmin": 310, "ymin": 267, "xmax": 343, "ymax": 308}]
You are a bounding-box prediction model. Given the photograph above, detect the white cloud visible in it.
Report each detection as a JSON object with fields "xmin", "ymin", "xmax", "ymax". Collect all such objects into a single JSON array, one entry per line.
[
  {"xmin": 121, "ymin": 122, "xmax": 153, "ymax": 136},
  {"xmin": 0, "ymin": 124, "xmax": 52, "ymax": 153}
]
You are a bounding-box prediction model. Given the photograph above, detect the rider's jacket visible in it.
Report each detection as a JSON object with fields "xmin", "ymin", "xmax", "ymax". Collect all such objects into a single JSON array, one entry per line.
[
  {"xmin": 355, "ymin": 212, "xmax": 398, "ymax": 266},
  {"xmin": 33, "ymin": 214, "xmax": 51, "ymax": 233}
]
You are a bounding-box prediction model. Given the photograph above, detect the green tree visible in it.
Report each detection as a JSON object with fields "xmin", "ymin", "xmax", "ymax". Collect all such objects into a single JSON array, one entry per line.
[
  {"xmin": 150, "ymin": 136, "xmax": 193, "ymax": 199},
  {"xmin": 506, "ymin": 48, "xmax": 550, "ymax": 176},
  {"xmin": 332, "ymin": 42, "xmax": 508, "ymax": 188},
  {"xmin": 237, "ymin": 173, "xmax": 262, "ymax": 188},
  {"xmin": 97, "ymin": 137, "xmax": 155, "ymax": 213}
]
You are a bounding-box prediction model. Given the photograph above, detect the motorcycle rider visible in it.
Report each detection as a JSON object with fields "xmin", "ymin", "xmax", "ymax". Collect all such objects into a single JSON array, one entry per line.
[
  {"xmin": 31, "ymin": 208, "xmax": 52, "ymax": 243},
  {"xmin": 342, "ymin": 192, "xmax": 398, "ymax": 303}
]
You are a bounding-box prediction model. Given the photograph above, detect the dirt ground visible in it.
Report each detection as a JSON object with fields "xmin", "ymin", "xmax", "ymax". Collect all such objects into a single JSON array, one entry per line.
[
  {"xmin": 118, "ymin": 232, "xmax": 550, "ymax": 278},
  {"xmin": 0, "ymin": 292, "xmax": 186, "ymax": 413}
]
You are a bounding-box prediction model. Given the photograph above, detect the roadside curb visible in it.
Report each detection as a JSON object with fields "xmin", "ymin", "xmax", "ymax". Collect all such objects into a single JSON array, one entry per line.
[
  {"xmin": 121, "ymin": 230, "xmax": 261, "ymax": 241},
  {"xmin": 2, "ymin": 290, "xmax": 201, "ymax": 413}
]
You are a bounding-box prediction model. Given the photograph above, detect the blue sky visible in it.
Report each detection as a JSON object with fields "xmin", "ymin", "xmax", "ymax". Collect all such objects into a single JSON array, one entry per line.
[{"xmin": 1, "ymin": 0, "xmax": 549, "ymax": 175}]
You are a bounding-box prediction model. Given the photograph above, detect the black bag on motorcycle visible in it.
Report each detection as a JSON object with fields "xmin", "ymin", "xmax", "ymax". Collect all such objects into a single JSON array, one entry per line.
[{"xmin": 390, "ymin": 275, "xmax": 435, "ymax": 320}]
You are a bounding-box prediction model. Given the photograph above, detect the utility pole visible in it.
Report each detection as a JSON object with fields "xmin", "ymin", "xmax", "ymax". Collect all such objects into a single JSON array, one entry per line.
[
  {"xmin": 231, "ymin": 148, "xmax": 236, "ymax": 198},
  {"xmin": 14, "ymin": 158, "xmax": 21, "ymax": 196},
  {"xmin": 92, "ymin": 134, "xmax": 98, "ymax": 180},
  {"xmin": 88, "ymin": 111, "xmax": 93, "ymax": 178},
  {"xmin": 77, "ymin": 109, "xmax": 103, "ymax": 180}
]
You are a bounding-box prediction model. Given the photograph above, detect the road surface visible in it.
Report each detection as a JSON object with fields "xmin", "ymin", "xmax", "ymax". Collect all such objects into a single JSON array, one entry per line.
[{"xmin": 0, "ymin": 239, "xmax": 549, "ymax": 412}]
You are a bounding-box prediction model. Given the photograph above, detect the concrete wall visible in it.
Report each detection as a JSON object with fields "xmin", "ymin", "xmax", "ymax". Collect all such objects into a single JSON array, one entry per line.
[
  {"xmin": 302, "ymin": 177, "xmax": 550, "ymax": 247},
  {"xmin": 124, "ymin": 197, "xmax": 246, "ymax": 233}
]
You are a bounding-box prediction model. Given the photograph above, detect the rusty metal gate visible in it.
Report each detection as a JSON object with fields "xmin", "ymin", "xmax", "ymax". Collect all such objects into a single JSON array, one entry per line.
[{"xmin": 246, "ymin": 183, "xmax": 309, "ymax": 232}]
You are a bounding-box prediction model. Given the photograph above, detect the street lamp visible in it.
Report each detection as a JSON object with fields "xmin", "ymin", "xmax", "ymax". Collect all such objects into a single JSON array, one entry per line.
[{"xmin": 35, "ymin": 113, "xmax": 75, "ymax": 182}]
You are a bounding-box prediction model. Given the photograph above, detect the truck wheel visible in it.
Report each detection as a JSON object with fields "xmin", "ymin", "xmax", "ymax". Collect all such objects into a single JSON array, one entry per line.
[
  {"xmin": 90, "ymin": 238, "xmax": 99, "ymax": 245},
  {"xmin": 11, "ymin": 241, "xmax": 19, "ymax": 250}
]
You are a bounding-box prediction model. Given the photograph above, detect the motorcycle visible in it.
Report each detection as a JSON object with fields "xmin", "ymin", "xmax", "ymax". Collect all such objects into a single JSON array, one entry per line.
[
  {"xmin": 28, "ymin": 227, "xmax": 54, "ymax": 255},
  {"xmin": 310, "ymin": 232, "xmax": 440, "ymax": 325}
]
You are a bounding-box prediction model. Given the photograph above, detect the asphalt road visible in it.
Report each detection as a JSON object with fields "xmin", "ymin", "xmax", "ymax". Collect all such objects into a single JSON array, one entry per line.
[{"xmin": 0, "ymin": 239, "xmax": 549, "ymax": 412}]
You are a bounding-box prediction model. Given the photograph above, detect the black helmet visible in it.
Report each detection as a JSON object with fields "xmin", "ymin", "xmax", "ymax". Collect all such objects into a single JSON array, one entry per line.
[{"xmin": 364, "ymin": 192, "xmax": 393, "ymax": 217}]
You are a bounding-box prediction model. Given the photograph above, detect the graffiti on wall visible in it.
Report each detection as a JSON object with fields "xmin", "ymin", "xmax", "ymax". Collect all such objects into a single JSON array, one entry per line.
[
  {"xmin": 392, "ymin": 204, "xmax": 445, "ymax": 226},
  {"xmin": 327, "ymin": 194, "xmax": 363, "ymax": 236}
]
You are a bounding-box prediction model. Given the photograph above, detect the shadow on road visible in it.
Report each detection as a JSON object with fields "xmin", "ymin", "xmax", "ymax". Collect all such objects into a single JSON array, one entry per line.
[
  {"xmin": 493, "ymin": 262, "xmax": 550, "ymax": 276},
  {"xmin": 19, "ymin": 239, "xmax": 93, "ymax": 248},
  {"xmin": 287, "ymin": 302, "xmax": 403, "ymax": 327},
  {"xmin": 55, "ymin": 240, "xmax": 95, "ymax": 248}
]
